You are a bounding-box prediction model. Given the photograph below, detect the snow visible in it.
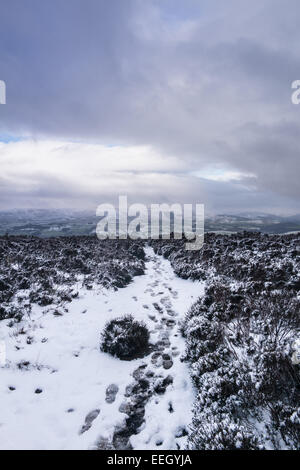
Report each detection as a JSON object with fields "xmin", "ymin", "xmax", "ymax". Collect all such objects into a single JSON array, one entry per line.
[
  {"xmin": 292, "ymin": 337, "xmax": 300, "ymax": 365},
  {"xmin": 0, "ymin": 247, "xmax": 204, "ymax": 450}
]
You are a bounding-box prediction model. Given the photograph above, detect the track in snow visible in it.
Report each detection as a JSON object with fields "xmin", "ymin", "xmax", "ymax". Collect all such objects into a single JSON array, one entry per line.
[{"xmin": 0, "ymin": 247, "xmax": 204, "ymax": 450}]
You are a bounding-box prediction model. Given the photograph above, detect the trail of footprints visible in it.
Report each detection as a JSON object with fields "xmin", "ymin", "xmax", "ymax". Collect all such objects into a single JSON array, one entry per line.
[{"xmin": 81, "ymin": 254, "xmax": 186, "ymax": 450}]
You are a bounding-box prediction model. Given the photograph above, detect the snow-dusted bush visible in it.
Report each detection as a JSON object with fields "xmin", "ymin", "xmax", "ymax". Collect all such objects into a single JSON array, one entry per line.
[
  {"xmin": 151, "ymin": 232, "xmax": 300, "ymax": 291},
  {"xmin": 0, "ymin": 236, "xmax": 146, "ymax": 326},
  {"xmin": 100, "ymin": 315, "xmax": 150, "ymax": 360},
  {"xmin": 182, "ymin": 281, "xmax": 300, "ymax": 450},
  {"xmin": 128, "ymin": 243, "xmax": 145, "ymax": 260},
  {"xmin": 189, "ymin": 412, "xmax": 261, "ymax": 450}
]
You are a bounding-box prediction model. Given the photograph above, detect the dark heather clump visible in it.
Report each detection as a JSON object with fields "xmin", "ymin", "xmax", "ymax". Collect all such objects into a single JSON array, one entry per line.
[
  {"xmin": 151, "ymin": 232, "xmax": 300, "ymax": 450},
  {"xmin": 100, "ymin": 315, "xmax": 150, "ymax": 360},
  {"xmin": 0, "ymin": 236, "xmax": 145, "ymax": 322}
]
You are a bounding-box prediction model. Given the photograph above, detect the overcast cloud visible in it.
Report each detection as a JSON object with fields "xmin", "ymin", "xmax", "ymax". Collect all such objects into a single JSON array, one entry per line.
[{"xmin": 0, "ymin": 0, "xmax": 299, "ymax": 213}]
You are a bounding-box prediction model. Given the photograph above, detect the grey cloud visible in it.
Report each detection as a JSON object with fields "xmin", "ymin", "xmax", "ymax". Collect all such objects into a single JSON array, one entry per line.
[
  {"xmin": 0, "ymin": 0, "xmax": 299, "ymax": 211},
  {"xmin": 0, "ymin": 169, "xmax": 298, "ymax": 215}
]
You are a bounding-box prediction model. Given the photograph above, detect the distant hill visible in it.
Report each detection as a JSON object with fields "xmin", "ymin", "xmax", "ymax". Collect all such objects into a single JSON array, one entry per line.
[
  {"xmin": 205, "ymin": 213, "xmax": 300, "ymax": 234},
  {"xmin": 0, "ymin": 209, "xmax": 299, "ymax": 237}
]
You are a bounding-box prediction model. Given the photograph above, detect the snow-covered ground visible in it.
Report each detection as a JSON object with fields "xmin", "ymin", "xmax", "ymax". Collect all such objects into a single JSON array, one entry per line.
[{"xmin": 0, "ymin": 247, "xmax": 204, "ymax": 450}]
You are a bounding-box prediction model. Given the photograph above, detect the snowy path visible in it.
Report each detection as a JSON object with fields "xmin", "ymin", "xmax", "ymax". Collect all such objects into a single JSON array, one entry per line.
[{"xmin": 0, "ymin": 247, "xmax": 204, "ymax": 450}]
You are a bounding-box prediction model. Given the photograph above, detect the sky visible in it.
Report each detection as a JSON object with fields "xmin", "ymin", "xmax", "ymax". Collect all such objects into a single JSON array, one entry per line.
[{"xmin": 0, "ymin": 0, "xmax": 299, "ymax": 214}]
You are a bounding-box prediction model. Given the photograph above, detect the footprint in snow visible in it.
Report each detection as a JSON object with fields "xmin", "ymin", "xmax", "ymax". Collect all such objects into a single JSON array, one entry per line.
[
  {"xmin": 148, "ymin": 314, "xmax": 157, "ymax": 322},
  {"xmin": 105, "ymin": 384, "xmax": 119, "ymax": 404},
  {"xmin": 79, "ymin": 409, "xmax": 100, "ymax": 434}
]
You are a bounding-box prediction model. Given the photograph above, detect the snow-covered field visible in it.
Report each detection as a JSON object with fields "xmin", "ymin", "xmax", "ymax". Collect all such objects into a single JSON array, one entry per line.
[{"xmin": 0, "ymin": 247, "xmax": 204, "ymax": 450}]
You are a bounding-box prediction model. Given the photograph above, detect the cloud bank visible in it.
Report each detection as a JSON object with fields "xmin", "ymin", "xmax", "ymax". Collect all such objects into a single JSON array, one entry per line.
[{"xmin": 0, "ymin": 0, "xmax": 299, "ymax": 213}]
